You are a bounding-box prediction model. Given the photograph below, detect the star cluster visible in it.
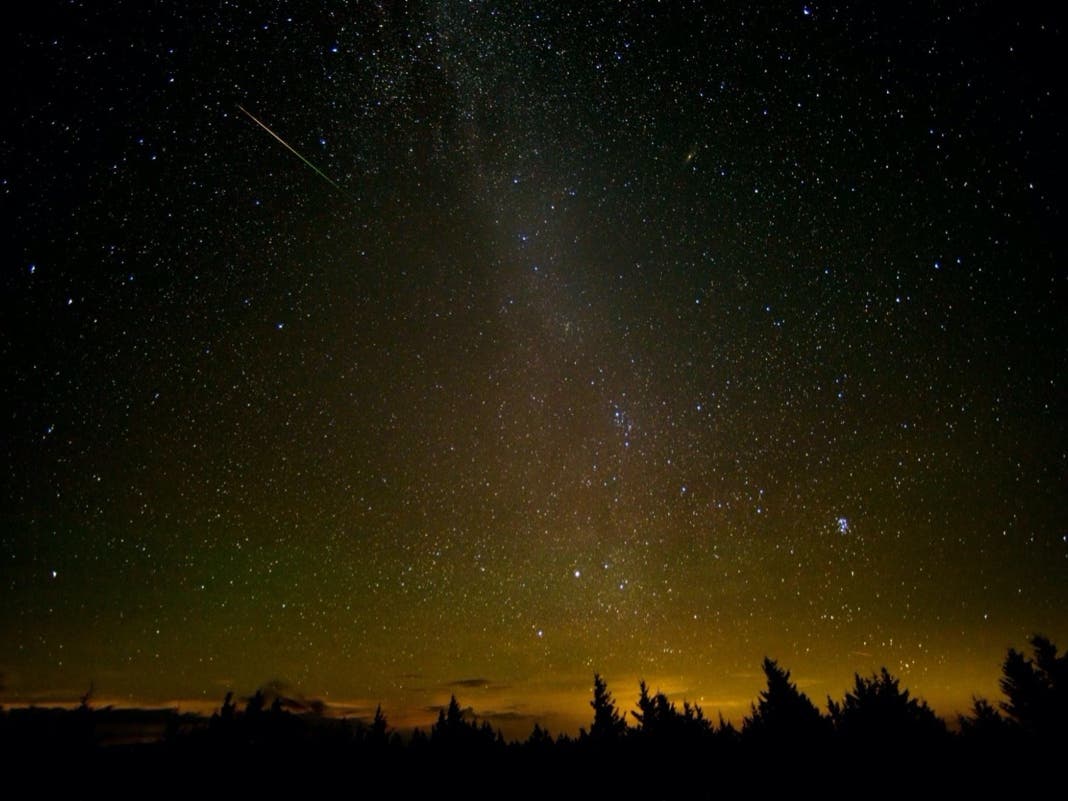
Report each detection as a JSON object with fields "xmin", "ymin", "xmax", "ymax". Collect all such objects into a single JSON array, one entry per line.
[{"xmin": 2, "ymin": 2, "xmax": 1064, "ymax": 735}]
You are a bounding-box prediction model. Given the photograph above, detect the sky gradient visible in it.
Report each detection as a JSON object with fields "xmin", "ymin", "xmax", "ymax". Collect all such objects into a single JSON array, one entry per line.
[{"xmin": 2, "ymin": 2, "xmax": 1064, "ymax": 739}]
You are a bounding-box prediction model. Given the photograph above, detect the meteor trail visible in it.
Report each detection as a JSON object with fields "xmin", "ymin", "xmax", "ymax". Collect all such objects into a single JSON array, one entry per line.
[{"xmin": 238, "ymin": 104, "xmax": 349, "ymax": 197}]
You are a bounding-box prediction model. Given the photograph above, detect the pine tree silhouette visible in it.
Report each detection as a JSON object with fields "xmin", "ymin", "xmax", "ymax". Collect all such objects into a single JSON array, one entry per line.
[
  {"xmin": 632, "ymin": 679, "xmax": 658, "ymax": 734},
  {"xmin": 828, "ymin": 667, "xmax": 945, "ymax": 744},
  {"xmin": 999, "ymin": 634, "xmax": 1067, "ymax": 739},
  {"xmin": 431, "ymin": 695, "xmax": 466, "ymax": 744},
  {"xmin": 631, "ymin": 680, "xmax": 713, "ymax": 747},
  {"xmin": 959, "ymin": 696, "xmax": 1013, "ymax": 743},
  {"xmin": 588, "ymin": 674, "xmax": 627, "ymax": 742},
  {"xmin": 743, "ymin": 657, "xmax": 829, "ymax": 744},
  {"xmin": 368, "ymin": 704, "xmax": 389, "ymax": 747},
  {"xmin": 526, "ymin": 722, "xmax": 554, "ymax": 750}
]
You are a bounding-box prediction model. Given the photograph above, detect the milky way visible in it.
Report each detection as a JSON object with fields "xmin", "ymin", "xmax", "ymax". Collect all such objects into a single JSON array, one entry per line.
[{"xmin": 2, "ymin": 2, "xmax": 1064, "ymax": 736}]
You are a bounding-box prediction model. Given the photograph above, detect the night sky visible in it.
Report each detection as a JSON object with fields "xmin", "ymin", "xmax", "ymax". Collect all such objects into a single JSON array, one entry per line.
[{"xmin": 3, "ymin": 2, "xmax": 1064, "ymax": 737}]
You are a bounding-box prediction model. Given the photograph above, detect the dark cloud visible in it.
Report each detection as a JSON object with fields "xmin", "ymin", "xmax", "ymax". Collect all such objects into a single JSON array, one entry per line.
[
  {"xmin": 476, "ymin": 709, "xmax": 540, "ymax": 724},
  {"xmin": 254, "ymin": 679, "xmax": 327, "ymax": 716},
  {"xmin": 447, "ymin": 678, "xmax": 492, "ymax": 689},
  {"xmin": 329, "ymin": 703, "xmax": 380, "ymax": 721},
  {"xmin": 444, "ymin": 678, "xmax": 514, "ymax": 694}
]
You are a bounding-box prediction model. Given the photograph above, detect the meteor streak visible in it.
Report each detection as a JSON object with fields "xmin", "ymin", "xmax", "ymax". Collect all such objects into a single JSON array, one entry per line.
[{"xmin": 238, "ymin": 104, "xmax": 349, "ymax": 197}]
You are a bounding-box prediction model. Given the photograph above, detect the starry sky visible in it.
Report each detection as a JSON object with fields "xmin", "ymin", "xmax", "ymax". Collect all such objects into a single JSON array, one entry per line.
[{"xmin": 2, "ymin": 2, "xmax": 1065, "ymax": 737}]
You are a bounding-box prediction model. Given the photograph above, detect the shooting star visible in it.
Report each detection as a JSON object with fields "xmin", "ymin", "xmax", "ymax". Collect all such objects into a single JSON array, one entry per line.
[{"xmin": 237, "ymin": 104, "xmax": 350, "ymax": 198}]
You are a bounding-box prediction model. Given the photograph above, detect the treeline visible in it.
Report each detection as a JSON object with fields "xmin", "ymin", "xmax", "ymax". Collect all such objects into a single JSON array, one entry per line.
[{"xmin": 1, "ymin": 635, "xmax": 1064, "ymax": 788}]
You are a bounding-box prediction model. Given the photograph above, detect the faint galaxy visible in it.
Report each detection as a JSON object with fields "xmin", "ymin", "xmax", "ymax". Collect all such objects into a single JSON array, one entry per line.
[{"xmin": 1, "ymin": 2, "xmax": 1064, "ymax": 734}]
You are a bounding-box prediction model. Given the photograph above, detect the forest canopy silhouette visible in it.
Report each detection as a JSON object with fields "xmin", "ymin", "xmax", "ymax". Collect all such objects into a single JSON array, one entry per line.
[{"xmin": 2, "ymin": 635, "xmax": 1064, "ymax": 784}]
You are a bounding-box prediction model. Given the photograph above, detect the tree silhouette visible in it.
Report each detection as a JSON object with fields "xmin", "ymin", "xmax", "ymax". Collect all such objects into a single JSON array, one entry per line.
[
  {"xmin": 632, "ymin": 680, "xmax": 658, "ymax": 734},
  {"xmin": 717, "ymin": 713, "xmax": 739, "ymax": 745},
  {"xmin": 631, "ymin": 680, "xmax": 712, "ymax": 743},
  {"xmin": 429, "ymin": 695, "xmax": 498, "ymax": 751},
  {"xmin": 526, "ymin": 722, "xmax": 554, "ymax": 751},
  {"xmin": 999, "ymin": 634, "xmax": 1067, "ymax": 739},
  {"xmin": 211, "ymin": 691, "xmax": 237, "ymax": 730},
  {"xmin": 679, "ymin": 701, "xmax": 713, "ymax": 740},
  {"xmin": 78, "ymin": 681, "xmax": 94, "ymax": 711},
  {"xmin": 828, "ymin": 667, "xmax": 945, "ymax": 744},
  {"xmin": 587, "ymin": 673, "xmax": 627, "ymax": 742},
  {"xmin": 367, "ymin": 704, "xmax": 389, "ymax": 748},
  {"xmin": 5, "ymin": 645, "xmax": 1065, "ymax": 772},
  {"xmin": 431, "ymin": 695, "xmax": 466, "ymax": 744},
  {"xmin": 743, "ymin": 657, "xmax": 829, "ymax": 743},
  {"xmin": 244, "ymin": 689, "xmax": 266, "ymax": 719},
  {"xmin": 409, "ymin": 726, "xmax": 429, "ymax": 751},
  {"xmin": 958, "ymin": 696, "xmax": 1013, "ymax": 743}
]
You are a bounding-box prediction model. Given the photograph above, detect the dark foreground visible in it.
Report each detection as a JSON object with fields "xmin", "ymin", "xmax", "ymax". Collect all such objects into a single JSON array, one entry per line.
[{"xmin": 3, "ymin": 636, "xmax": 1064, "ymax": 794}]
